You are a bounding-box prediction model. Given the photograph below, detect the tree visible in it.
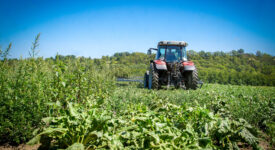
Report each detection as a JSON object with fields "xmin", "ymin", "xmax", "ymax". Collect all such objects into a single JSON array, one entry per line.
[
  {"xmin": 230, "ymin": 50, "xmax": 238, "ymax": 56},
  {"xmin": 238, "ymin": 49, "xmax": 244, "ymax": 55},
  {"xmin": 256, "ymin": 51, "xmax": 262, "ymax": 57}
]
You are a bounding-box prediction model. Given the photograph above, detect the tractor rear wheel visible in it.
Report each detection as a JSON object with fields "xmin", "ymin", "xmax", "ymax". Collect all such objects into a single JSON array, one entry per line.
[
  {"xmin": 148, "ymin": 63, "xmax": 159, "ymax": 89},
  {"xmin": 186, "ymin": 68, "xmax": 199, "ymax": 90}
]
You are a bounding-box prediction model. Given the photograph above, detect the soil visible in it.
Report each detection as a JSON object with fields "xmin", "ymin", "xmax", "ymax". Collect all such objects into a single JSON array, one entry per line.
[{"xmin": 0, "ymin": 144, "xmax": 40, "ymax": 150}]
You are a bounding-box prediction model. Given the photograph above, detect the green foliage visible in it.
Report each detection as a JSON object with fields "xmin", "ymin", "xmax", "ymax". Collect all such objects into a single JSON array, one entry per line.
[
  {"xmin": 265, "ymin": 121, "xmax": 275, "ymax": 147},
  {"xmin": 0, "ymin": 53, "xmax": 273, "ymax": 148},
  {"xmin": 0, "ymin": 41, "xmax": 274, "ymax": 149},
  {"xmin": 28, "ymin": 100, "xmax": 111, "ymax": 149},
  {"xmin": 66, "ymin": 143, "xmax": 85, "ymax": 150},
  {"xmin": 109, "ymin": 84, "xmax": 275, "ymax": 148},
  {"xmin": 28, "ymin": 93, "xmax": 262, "ymax": 149},
  {"xmin": 108, "ymin": 50, "xmax": 275, "ymax": 86},
  {"xmin": 0, "ymin": 55, "xmax": 114, "ymax": 145}
]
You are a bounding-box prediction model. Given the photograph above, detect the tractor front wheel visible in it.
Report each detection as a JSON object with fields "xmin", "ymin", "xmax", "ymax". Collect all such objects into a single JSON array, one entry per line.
[{"xmin": 148, "ymin": 63, "xmax": 159, "ymax": 89}]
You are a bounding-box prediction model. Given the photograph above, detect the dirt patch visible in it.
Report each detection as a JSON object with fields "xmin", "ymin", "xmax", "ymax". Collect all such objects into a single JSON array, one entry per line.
[
  {"xmin": 258, "ymin": 139, "xmax": 271, "ymax": 150},
  {"xmin": 239, "ymin": 139, "xmax": 273, "ymax": 150},
  {"xmin": 0, "ymin": 144, "xmax": 40, "ymax": 150}
]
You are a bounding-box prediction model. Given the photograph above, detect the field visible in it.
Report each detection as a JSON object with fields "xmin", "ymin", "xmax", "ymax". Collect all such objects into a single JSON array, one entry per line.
[
  {"xmin": 0, "ymin": 39, "xmax": 275, "ymax": 149},
  {"xmin": 108, "ymin": 84, "xmax": 275, "ymax": 149},
  {"xmin": 0, "ymin": 53, "xmax": 274, "ymax": 149},
  {"xmin": 115, "ymin": 83, "xmax": 275, "ymax": 129}
]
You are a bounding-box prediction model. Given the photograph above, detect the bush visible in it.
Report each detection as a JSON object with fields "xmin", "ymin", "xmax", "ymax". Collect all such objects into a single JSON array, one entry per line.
[{"xmin": 0, "ymin": 57, "xmax": 114, "ymax": 145}]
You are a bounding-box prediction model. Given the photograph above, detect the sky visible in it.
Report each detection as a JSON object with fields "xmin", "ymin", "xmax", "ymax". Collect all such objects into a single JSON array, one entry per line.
[{"xmin": 0, "ymin": 0, "xmax": 275, "ymax": 58}]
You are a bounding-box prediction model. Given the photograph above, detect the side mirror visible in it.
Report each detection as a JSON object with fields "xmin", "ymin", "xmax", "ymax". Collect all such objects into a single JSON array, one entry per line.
[
  {"xmin": 147, "ymin": 49, "xmax": 152, "ymax": 55},
  {"xmin": 147, "ymin": 48, "xmax": 157, "ymax": 55}
]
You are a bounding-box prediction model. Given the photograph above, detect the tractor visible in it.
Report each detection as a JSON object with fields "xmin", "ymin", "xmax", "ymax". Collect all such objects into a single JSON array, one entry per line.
[{"xmin": 144, "ymin": 41, "xmax": 200, "ymax": 90}]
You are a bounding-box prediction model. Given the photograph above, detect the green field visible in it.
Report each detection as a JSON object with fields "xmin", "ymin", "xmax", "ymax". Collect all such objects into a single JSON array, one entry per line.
[
  {"xmin": 24, "ymin": 83, "xmax": 274, "ymax": 149},
  {"xmin": 0, "ymin": 51, "xmax": 274, "ymax": 149},
  {"xmin": 113, "ymin": 83, "xmax": 275, "ymax": 128},
  {"xmin": 107, "ymin": 84, "xmax": 275, "ymax": 149}
]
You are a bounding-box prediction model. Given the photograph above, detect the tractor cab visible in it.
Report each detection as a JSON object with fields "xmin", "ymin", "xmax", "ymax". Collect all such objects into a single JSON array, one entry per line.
[
  {"xmin": 148, "ymin": 41, "xmax": 188, "ymax": 62},
  {"xmin": 156, "ymin": 45, "xmax": 187, "ymax": 62}
]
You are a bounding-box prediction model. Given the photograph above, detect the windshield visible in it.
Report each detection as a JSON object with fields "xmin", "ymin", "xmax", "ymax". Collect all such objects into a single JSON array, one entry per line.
[
  {"xmin": 155, "ymin": 46, "xmax": 187, "ymax": 62},
  {"xmin": 156, "ymin": 48, "xmax": 165, "ymax": 60}
]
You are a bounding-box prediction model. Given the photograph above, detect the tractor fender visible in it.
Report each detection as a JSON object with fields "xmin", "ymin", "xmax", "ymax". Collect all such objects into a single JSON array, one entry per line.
[
  {"xmin": 184, "ymin": 65, "xmax": 196, "ymax": 71},
  {"xmin": 183, "ymin": 61, "xmax": 196, "ymax": 71},
  {"xmin": 154, "ymin": 60, "xmax": 167, "ymax": 70}
]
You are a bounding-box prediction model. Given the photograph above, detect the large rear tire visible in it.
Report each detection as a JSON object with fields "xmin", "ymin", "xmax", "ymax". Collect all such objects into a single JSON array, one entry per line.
[
  {"xmin": 148, "ymin": 63, "xmax": 159, "ymax": 89},
  {"xmin": 186, "ymin": 68, "xmax": 199, "ymax": 90}
]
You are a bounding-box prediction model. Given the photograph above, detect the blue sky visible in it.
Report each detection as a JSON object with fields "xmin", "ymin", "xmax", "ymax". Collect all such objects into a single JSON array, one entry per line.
[{"xmin": 0, "ymin": 0, "xmax": 274, "ymax": 58}]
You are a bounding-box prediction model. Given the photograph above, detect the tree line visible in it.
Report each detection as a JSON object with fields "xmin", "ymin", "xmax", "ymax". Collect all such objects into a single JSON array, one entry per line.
[
  {"xmin": 108, "ymin": 49, "xmax": 274, "ymax": 86},
  {"xmin": 1, "ymin": 44, "xmax": 274, "ymax": 86}
]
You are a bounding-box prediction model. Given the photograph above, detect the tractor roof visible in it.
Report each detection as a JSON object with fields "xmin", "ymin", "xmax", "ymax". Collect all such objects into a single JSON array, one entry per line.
[{"xmin": 158, "ymin": 41, "xmax": 188, "ymax": 47}]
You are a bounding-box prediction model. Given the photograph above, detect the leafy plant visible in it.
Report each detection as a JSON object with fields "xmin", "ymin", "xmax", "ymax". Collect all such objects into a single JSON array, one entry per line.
[{"xmin": 28, "ymin": 96, "xmax": 261, "ymax": 149}]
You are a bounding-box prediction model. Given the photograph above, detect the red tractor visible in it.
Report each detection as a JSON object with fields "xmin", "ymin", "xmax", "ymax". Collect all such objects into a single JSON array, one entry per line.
[{"xmin": 144, "ymin": 41, "xmax": 200, "ymax": 90}]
